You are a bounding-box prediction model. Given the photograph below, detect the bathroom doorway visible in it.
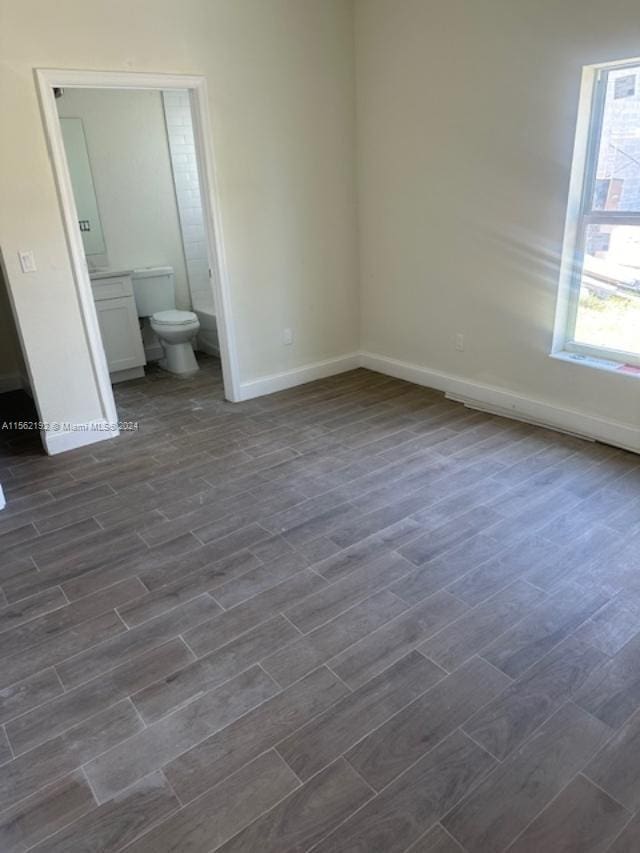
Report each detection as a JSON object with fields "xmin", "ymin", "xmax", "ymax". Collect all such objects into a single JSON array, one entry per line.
[{"xmin": 36, "ymin": 70, "xmax": 240, "ymax": 445}]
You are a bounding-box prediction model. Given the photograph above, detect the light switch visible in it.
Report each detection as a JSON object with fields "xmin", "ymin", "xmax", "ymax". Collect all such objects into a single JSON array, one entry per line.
[{"xmin": 18, "ymin": 250, "xmax": 37, "ymax": 273}]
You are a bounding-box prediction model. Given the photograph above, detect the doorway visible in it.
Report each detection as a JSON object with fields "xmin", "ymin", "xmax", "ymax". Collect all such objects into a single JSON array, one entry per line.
[
  {"xmin": 36, "ymin": 70, "xmax": 240, "ymax": 446},
  {"xmin": 0, "ymin": 261, "xmax": 43, "ymax": 469}
]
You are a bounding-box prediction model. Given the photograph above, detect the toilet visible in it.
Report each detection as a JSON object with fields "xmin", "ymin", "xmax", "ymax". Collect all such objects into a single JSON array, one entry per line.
[{"xmin": 131, "ymin": 267, "xmax": 200, "ymax": 377}]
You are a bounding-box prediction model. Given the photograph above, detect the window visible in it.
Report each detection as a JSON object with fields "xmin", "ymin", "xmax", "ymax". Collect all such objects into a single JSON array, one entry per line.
[{"xmin": 559, "ymin": 61, "xmax": 640, "ymax": 367}]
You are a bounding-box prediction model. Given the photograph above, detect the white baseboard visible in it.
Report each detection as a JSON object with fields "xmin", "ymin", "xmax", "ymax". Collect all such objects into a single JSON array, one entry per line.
[
  {"xmin": 360, "ymin": 351, "xmax": 640, "ymax": 454},
  {"xmin": 0, "ymin": 372, "xmax": 23, "ymax": 394},
  {"xmin": 111, "ymin": 367, "xmax": 145, "ymax": 384},
  {"xmin": 196, "ymin": 336, "xmax": 219, "ymax": 358},
  {"xmin": 143, "ymin": 344, "xmax": 163, "ymax": 363},
  {"xmin": 238, "ymin": 353, "xmax": 361, "ymax": 401},
  {"xmin": 37, "ymin": 350, "xmax": 639, "ymax": 456},
  {"xmin": 42, "ymin": 421, "xmax": 119, "ymax": 455}
]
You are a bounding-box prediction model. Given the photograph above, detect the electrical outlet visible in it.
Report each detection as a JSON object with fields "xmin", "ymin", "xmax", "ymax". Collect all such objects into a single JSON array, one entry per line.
[
  {"xmin": 455, "ymin": 333, "xmax": 465, "ymax": 352},
  {"xmin": 283, "ymin": 328, "xmax": 294, "ymax": 346}
]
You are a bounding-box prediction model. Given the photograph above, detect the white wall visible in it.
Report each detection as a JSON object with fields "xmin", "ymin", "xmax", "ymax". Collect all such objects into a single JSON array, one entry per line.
[
  {"xmin": 0, "ymin": 0, "xmax": 359, "ymax": 438},
  {"xmin": 355, "ymin": 0, "xmax": 640, "ymax": 444},
  {"xmin": 57, "ymin": 89, "xmax": 191, "ymax": 309}
]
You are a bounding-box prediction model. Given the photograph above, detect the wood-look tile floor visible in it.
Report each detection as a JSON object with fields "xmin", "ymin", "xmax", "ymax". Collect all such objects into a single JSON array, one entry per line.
[{"xmin": 0, "ymin": 354, "xmax": 639, "ymax": 852}]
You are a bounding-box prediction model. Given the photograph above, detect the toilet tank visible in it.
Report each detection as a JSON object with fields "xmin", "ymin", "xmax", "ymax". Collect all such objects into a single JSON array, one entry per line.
[{"xmin": 131, "ymin": 266, "xmax": 175, "ymax": 317}]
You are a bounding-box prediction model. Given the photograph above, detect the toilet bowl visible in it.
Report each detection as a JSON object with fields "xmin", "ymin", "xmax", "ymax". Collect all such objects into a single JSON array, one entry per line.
[
  {"xmin": 132, "ymin": 267, "xmax": 201, "ymax": 378},
  {"xmin": 150, "ymin": 309, "xmax": 200, "ymax": 377}
]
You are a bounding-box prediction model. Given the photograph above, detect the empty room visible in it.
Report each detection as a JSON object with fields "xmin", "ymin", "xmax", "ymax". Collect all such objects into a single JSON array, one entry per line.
[{"xmin": 0, "ymin": 1, "xmax": 639, "ymax": 851}]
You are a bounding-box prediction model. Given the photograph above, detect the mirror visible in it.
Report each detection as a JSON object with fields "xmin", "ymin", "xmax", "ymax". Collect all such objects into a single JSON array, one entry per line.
[{"xmin": 59, "ymin": 118, "xmax": 107, "ymax": 258}]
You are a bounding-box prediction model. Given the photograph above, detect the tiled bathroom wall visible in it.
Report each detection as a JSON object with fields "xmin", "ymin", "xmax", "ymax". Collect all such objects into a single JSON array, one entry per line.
[{"xmin": 162, "ymin": 90, "xmax": 215, "ymax": 317}]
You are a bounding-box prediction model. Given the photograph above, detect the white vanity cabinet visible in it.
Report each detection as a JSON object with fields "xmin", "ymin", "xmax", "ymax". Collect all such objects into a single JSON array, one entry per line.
[{"xmin": 90, "ymin": 272, "xmax": 146, "ymax": 382}]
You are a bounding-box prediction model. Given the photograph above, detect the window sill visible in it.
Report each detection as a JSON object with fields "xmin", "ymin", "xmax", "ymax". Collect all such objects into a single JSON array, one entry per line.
[{"xmin": 550, "ymin": 350, "xmax": 640, "ymax": 378}]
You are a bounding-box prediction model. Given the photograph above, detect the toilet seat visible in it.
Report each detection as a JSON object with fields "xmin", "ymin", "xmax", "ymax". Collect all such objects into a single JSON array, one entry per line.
[
  {"xmin": 152, "ymin": 309, "xmax": 198, "ymax": 326},
  {"xmin": 149, "ymin": 309, "xmax": 201, "ymax": 377}
]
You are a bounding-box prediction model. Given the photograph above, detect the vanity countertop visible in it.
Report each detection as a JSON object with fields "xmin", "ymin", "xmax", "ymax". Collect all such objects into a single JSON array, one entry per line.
[{"xmin": 89, "ymin": 268, "xmax": 133, "ymax": 281}]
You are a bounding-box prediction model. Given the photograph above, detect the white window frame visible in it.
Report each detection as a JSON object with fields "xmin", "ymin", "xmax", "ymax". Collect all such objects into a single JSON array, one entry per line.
[{"xmin": 553, "ymin": 57, "xmax": 640, "ymax": 369}]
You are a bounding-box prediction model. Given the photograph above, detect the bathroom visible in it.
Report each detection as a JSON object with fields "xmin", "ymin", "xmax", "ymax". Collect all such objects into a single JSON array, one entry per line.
[{"xmin": 56, "ymin": 86, "xmax": 219, "ymax": 386}]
